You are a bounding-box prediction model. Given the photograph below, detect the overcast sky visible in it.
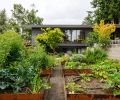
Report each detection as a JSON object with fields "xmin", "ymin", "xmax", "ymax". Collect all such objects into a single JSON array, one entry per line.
[{"xmin": 0, "ymin": 0, "xmax": 92, "ymax": 24}]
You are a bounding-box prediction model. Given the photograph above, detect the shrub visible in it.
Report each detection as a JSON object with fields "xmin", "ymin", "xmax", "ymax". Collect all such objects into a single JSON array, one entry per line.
[
  {"xmin": 0, "ymin": 31, "xmax": 25, "ymax": 67},
  {"xmin": 47, "ymin": 55, "xmax": 55, "ymax": 68},
  {"xmin": 36, "ymin": 28, "xmax": 64, "ymax": 52},
  {"xmin": 94, "ymin": 20, "xmax": 116, "ymax": 47},
  {"xmin": 70, "ymin": 54, "xmax": 83, "ymax": 62},
  {"xmin": 86, "ymin": 20, "xmax": 116, "ymax": 48},
  {"xmin": 86, "ymin": 32, "xmax": 98, "ymax": 47},
  {"xmin": 82, "ymin": 47, "xmax": 107, "ymax": 64},
  {"xmin": 65, "ymin": 62, "xmax": 80, "ymax": 69},
  {"xmin": 29, "ymin": 46, "xmax": 49, "ymax": 69}
]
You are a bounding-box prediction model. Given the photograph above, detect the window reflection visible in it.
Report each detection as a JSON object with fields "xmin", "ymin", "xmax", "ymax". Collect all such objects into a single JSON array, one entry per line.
[{"xmin": 63, "ymin": 29, "xmax": 85, "ymax": 43}]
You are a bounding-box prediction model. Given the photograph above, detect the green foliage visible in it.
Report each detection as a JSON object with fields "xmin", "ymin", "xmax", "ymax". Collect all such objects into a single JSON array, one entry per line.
[
  {"xmin": 61, "ymin": 55, "xmax": 70, "ymax": 63},
  {"xmin": 29, "ymin": 47, "xmax": 49, "ymax": 69},
  {"xmin": 92, "ymin": 59, "xmax": 120, "ymax": 80},
  {"xmin": 0, "ymin": 31, "xmax": 25, "ymax": 67},
  {"xmin": 36, "ymin": 28, "xmax": 64, "ymax": 52},
  {"xmin": 104, "ymin": 73, "xmax": 120, "ymax": 95},
  {"xmin": 86, "ymin": 32, "xmax": 98, "ymax": 46},
  {"xmin": 70, "ymin": 54, "xmax": 83, "ymax": 62},
  {"xmin": 0, "ymin": 60, "xmax": 37, "ymax": 93},
  {"xmin": 83, "ymin": 11, "xmax": 94, "ymax": 25},
  {"xmin": 91, "ymin": 0, "xmax": 120, "ymax": 23},
  {"xmin": 0, "ymin": 58, "xmax": 50, "ymax": 93},
  {"xmin": 11, "ymin": 4, "xmax": 43, "ymax": 26},
  {"xmin": 80, "ymin": 74, "xmax": 91, "ymax": 82},
  {"xmin": 0, "ymin": 9, "xmax": 8, "ymax": 33},
  {"xmin": 65, "ymin": 62, "xmax": 80, "ymax": 69},
  {"xmin": 87, "ymin": 21, "xmax": 116, "ymax": 47},
  {"xmin": 47, "ymin": 56, "xmax": 55, "ymax": 68},
  {"xmin": 66, "ymin": 82, "xmax": 83, "ymax": 94},
  {"xmin": 82, "ymin": 47, "xmax": 107, "ymax": 64},
  {"xmin": 31, "ymin": 75, "xmax": 50, "ymax": 93}
]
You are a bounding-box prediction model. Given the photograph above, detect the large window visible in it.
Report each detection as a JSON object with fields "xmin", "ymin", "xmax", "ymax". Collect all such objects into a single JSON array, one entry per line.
[{"xmin": 63, "ymin": 29, "xmax": 85, "ymax": 43}]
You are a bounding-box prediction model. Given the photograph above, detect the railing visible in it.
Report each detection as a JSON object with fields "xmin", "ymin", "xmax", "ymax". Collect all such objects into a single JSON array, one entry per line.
[
  {"xmin": 110, "ymin": 39, "xmax": 120, "ymax": 44},
  {"xmin": 110, "ymin": 39, "xmax": 120, "ymax": 47}
]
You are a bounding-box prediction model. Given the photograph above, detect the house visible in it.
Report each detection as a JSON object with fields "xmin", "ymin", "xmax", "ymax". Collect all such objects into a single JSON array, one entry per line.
[{"xmin": 31, "ymin": 25, "xmax": 120, "ymax": 53}]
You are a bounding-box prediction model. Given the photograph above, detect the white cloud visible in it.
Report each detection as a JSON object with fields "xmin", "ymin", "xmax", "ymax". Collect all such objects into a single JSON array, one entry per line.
[{"xmin": 0, "ymin": 0, "xmax": 92, "ymax": 24}]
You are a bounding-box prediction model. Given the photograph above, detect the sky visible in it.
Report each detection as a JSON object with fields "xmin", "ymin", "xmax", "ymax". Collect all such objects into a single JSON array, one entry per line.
[{"xmin": 0, "ymin": 0, "xmax": 92, "ymax": 24}]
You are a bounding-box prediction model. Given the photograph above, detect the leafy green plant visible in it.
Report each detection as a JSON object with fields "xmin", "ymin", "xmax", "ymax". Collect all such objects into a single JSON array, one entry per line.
[
  {"xmin": 0, "ymin": 31, "xmax": 25, "ymax": 67},
  {"xmin": 86, "ymin": 32, "xmax": 98, "ymax": 47},
  {"xmin": 92, "ymin": 59, "xmax": 120, "ymax": 80},
  {"xmin": 36, "ymin": 28, "xmax": 64, "ymax": 52},
  {"xmin": 29, "ymin": 46, "xmax": 49, "ymax": 69},
  {"xmin": 31, "ymin": 75, "xmax": 51, "ymax": 93},
  {"xmin": 0, "ymin": 62, "xmax": 36, "ymax": 93},
  {"xmin": 82, "ymin": 47, "xmax": 107, "ymax": 64},
  {"xmin": 80, "ymin": 74, "xmax": 91, "ymax": 82},
  {"xmin": 65, "ymin": 62, "xmax": 80, "ymax": 69},
  {"xmin": 104, "ymin": 73, "xmax": 120, "ymax": 95},
  {"xmin": 66, "ymin": 82, "xmax": 83, "ymax": 94},
  {"xmin": 70, "ymin": 54, "xmax": 83, "ymax": 62},
  {"xmin": 47, "ymin": 55, "xmax": 55, "ymax": 68}
]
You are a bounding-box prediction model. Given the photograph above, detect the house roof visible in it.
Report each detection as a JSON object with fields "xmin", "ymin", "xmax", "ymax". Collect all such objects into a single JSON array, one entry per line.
[
  {"xmin": 30, "ymin": 25, "xmax": 93, "ymax": 29},
  {"xmin": 29, "ymin": 24, "xmax": 120, "ymax": 29}
]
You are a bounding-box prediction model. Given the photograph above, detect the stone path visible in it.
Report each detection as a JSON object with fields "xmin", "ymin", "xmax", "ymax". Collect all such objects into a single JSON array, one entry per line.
[{"xmin": 44, "ymin": 66, "xmax": 66, "ymax": 100}]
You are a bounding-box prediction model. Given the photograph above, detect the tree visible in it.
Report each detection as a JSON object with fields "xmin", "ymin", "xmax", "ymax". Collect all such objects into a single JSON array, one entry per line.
[
  {"xmin": 82, "ymin": 11, "xmax": 94, "ymax": 25},
  {"xmin": 0, "ymin": 9, "xmax": 8, "ymax": 33},
  {"xmin": 91, "ymin": 0, "xmax": 120, "ymax": 24},
  {"xmin": 10, "ymin": 4, "xmax": 43, "ymax": 37},
  {"xmin": 36, "ymin": 28, "xmax": 64, "ymax": 52},
  {"xmin": 88, "ymin": 20, "xmax": 116, "ymax": 48}
]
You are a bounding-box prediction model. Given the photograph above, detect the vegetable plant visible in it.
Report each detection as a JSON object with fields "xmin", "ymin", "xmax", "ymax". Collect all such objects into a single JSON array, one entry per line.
[
  {"xmin": 65, "ymin": 62, "xmax": 80, "ymax": 69},
  {"xmin": 66, "ymin": 82, "xmax": 83, "ymax": 94}
]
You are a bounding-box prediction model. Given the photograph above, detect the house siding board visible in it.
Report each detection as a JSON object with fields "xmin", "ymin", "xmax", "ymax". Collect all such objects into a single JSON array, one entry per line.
[{"xmin": 32, "ymin": 28, "xmax": 41, "ymax": 46}]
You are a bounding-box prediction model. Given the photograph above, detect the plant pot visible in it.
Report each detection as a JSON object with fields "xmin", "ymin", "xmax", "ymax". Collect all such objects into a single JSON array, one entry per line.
[
  {"xmin": 0, "ymin": 93, "xmax": 44, "ymax": 100},
  {"xmin": 67, "ymin": 93, "xmax": 120, "ymax": 100},
  {"xmin": 40, "ymin": 69, "xmax": 52, "ymax": 77},
  {"xmin": 63, "ymin": 69, "xmax": 92, "ymax": 76}
]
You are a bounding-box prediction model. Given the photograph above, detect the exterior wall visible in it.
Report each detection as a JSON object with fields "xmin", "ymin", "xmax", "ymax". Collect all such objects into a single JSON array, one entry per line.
[
  {"xmin": 32, "ymin": 28, "xmax": 41, "ymax": 46},
  {"xmin": 32, "ymin": 25, "xmax": 92, "ymax": 52},
  {"xmin": 31, "ymin": 25, "xmax": 93, "ymax": 52}
]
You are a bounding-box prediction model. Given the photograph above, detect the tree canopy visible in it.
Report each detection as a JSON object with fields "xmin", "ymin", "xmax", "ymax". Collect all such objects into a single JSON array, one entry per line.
[
  {"xmin": 91, "ymin": 0, "xmax": 120, "ymax": 24},
  {"xmin": 10, "ymin": 4, "xmax": 43, "ymax": 34},
  {"xmin": 0, "ymin": 9, "xmax": 8, "ymax": 33},
  {"xmin": 36, "ymin": 28, "xmax": 64, "ymax": 52}
]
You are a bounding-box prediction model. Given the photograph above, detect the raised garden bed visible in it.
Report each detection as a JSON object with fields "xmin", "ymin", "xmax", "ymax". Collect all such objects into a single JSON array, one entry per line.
[
  {"xmin": 0, "ymin": 76, "xmax": 51, "ymax": 100},
  {"xmin": 63, "ymin": 69, "xmax": 92, "ymax": 76},
  {"xmin": 40, "ymin": 69, "xmax": 52, "ymax": 77},
  {"xmin": 0, "ymin": 93, "xmax": 44, "ymax": 100},
  {"xmin": 67, "ymin": 94, "xmax": 120, "ymax": 100},
  {"xmin": 65, "ymin": 76, "xmax": 120, "ymax": 100}
]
